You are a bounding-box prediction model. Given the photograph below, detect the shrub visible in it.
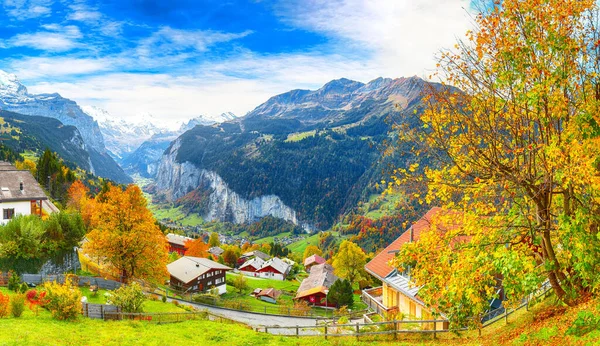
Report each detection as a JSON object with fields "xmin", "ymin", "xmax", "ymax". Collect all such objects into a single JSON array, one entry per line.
[
  {"xmin": 290, "ymin": 300, "xmax": 311, "ymax": 317},
  {"xmin": 43, "ymin": 279, "xmax": 82, "ymax": 321},
  {"xmin": 223, "ymin": 299, "xmax": 250, "ymax": 311},
  {"xmin": 172, "ymin": 300, "xmax": 180, "ymax": 307},
  {"xmin": 18, "ymin": 283, "xmax": 29, "ymax": 294},
  {"xmin": 7, "ymin": 271, "xmax": 21, "ymax": 291},
  {"xmin": 162, "ymin": 293, "xmax": 167, "ymax": 303},
  {"xmin": 11, "ymin": 294, "xmax": 25, "ymax": 318},
  {"xmin": 232, "ymin": 275, "xmax": 248, "ymax": 294},
  {"xmin": 108, "ymin": 282, "xmax": 146, "ymax": 313},
  {"xmin": 0, "ymin": 292, "xmax": 9, "ymax": 318},
  {"xmin": 25, "ymin": 289, "xmax": 47, "ymax": 316},
  {"xmin": 192, "ymin": 293, "xmax": 219, "ymax": 305}
]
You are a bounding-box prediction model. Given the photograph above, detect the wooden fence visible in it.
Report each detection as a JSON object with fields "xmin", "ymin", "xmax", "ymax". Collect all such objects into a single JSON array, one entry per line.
[
  {"xmin": 261, "ymin": 281, "xmax": 555, "ymax": 339},
  {"xmin": 102, "ymin": 310, "xmax": 240, "ymax": 325},
  {"xmin": 0, "ymin": 273, "xmax": 122, "ymax": 290},
  {"xmin": 82, "ymin": 303, "xmax": 121, "ymax": 319}
]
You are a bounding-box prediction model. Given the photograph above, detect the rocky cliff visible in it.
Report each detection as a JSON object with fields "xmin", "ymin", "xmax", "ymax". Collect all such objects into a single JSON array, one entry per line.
[{"xmin": 155, "ymin": 139, "xmax": 299, "ymax": 225}]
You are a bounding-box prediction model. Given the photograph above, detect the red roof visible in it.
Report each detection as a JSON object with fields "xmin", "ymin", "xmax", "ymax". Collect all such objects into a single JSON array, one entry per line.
[
  {"xmin": 365, "ymin": 207, "xmax": 443, "ymax": 280},
  {"xmin": 303, "ymin": 254, "xmax": 326, "ymax": 267}
]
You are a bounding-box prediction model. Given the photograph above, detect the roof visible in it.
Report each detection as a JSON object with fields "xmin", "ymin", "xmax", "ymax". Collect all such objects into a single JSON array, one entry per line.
[
  {"xmin": 0, "ymin": 164, "xmax": 48, "ymax": 202},
  {"xmin": 241, "ymin": 250, "xmax": 270, "ymax": 261},
  {"xmin": 167, "ymin": 256, "xmax": 232, "ymax": 284},
  {"xmin": 303, "ymin": 254, "xmax": 326, "ymax": 267},
  {"xmin": 208, "ymin": 247, "xmax": 224, "ymax": 256},
  {"xmin": 259, "ymin": 257, "xmax": 291, "ymax": 275},
  {"xmin": 295, "ymin": 286, "xmax": 328, "ymax": 299},
  {"xmin": 257, "ymin": 288, "xmax": 282, "ymax": 300},
  {"xmin": 166, "ymin": 233, "xmax": 193, "ymax": 247},
  {"xmin": 365, "ymin": 207, "xmax": 443, "ymax": 280},
  {"xmin": 239, "ymin": 257, "xmax": 265, "ymax": 271},
  {"xmin": 295, "ymin": 263, "xmax": 338, "ymax": 299}
]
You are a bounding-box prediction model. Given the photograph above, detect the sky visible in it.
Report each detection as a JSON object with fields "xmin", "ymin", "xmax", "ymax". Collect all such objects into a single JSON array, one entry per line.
[{"xmin": 0, "ymin": 0, "xmax": 473, "ymax": 128}]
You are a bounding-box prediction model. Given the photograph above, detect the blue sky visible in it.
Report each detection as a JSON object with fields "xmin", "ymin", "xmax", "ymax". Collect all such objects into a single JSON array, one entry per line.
[{"xmin": 0, "ymin": 0, "xmax": 472, "ymax": 128}]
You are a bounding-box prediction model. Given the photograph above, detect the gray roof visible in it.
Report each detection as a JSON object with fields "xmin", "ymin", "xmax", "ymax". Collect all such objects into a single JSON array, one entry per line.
[
  {"xmin": 239, "ymin": 257, "xmax": 264, "ymax": 271},
  {"xmin": 297, "ymin": 263, "xmax": 338, "ymax": 293},
  {"xmin": 260, "ymin": 257, "xmax": 291, "ymax": 275},
  {"xmin": 242, "ymin": 250, "xmax": 270, "ymax": 261},
  {"xmin": 167, "ymin": 256, "xmax": 232, "ymax": 284},
  {"xmin": 383, "ymin": 270, "xmax": 421, "ymax": 301},
  {"xmin": 208, "ymin": 247, "xmax": 224, "ymax": 256},
  {"xmin": 0, "ymin": 164, "xmax": 48, "ymax": 202},
  {"xmin": 166, "ymin": 233, "xmax": 192, "ymax": 246}
]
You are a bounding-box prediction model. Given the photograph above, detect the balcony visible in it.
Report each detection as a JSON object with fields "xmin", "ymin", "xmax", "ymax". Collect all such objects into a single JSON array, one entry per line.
[{"xmin": 362, "ymin": 286, "xmax": 397, "ymax": 317}]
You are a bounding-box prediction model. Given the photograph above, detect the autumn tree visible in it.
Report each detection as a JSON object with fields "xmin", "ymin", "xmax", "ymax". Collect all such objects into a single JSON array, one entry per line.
[
  {"xmin": 222, "ymin": 248, "xmax": 239, "ymax": 267},
  {"xmin": 332, "ymin": 241, "xmax": 366, "ymax": 287},
  {"xmin": 208, "ymin": 232, "xmax": 221, "ymax": 248},
  {"xmin": 303, "ymin": 245, "xmax": 323, "ymax": 261},
  {"xmin": 392, "ymin": 0, "xmax": 600, "ymax": 326},
  {"xmin": 185, "ymin": 238, "xmax": 209, "ymax": 258},
  {"xmin": 83, "ymin": 184, "xmax": 169, "ymax": 283}
]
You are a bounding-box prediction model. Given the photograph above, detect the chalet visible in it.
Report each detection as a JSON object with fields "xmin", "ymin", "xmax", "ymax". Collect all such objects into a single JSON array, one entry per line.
[
  {"xmin": 255, "ymin": 288, "xmax": 282, "ymax": 304},
  {"xmin": 167, "ymin": 256, "xmax": 232, "ymax": 295},
  {"xmin": 257, "ymin": 257, "xmax": 291, "ymax": 281},
  {"xmin": 295, "ymin": 263, "xmax": 338, "ymax": 307},
  {"xmin": 303, "ymin": 254, "xmax": 326, "ymax": 272},
  {"xmin": 237, "ymin": 250, "xmax": 270, "ymax": 266},
  {"xmin": 208, "ymin": 246, "xmax": 224, "ymax": 257},
  {"xmin": 362, "ymin": 207, "xmax": 452, "ymax": 330},
  {"xmin": 238, "ymin": 257, "xmax": 265, "ymax": 277},
  {"xmin": 166, "ymin": 233, "xmax": 193, "ymax": 256},
  {"xmin": 0, "ymin": 162, "xmax": 57, "ymax": 224}
]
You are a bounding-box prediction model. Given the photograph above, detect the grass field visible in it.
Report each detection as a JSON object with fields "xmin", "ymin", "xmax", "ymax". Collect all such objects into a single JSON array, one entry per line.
[
  {"xmin": 284, "ymin": 130, "xmax": 317, "ymax": 142},
  {"xmin": 252, "ymin": 232, "xmax": 291, "ymax": 245},
  {"xmin": 286, "ymin": 233, "xmax": 320, "ymax": 254}
]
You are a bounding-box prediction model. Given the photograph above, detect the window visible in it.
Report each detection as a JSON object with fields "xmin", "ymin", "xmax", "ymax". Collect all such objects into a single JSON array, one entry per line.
[
  {"xmin": 207, "ymin": 281, "xmax": 212, "ymax": 286},
  {"xmin": 3, "ymin": 209, "xmax": 14, "ymax": 220}
]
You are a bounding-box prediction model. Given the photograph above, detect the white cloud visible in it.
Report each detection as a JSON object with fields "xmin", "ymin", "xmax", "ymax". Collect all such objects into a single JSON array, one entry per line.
[
  {"xmin": 9, "ymin": 56, "xmax": 114, "ymax": 79},
  {"xmin": 7, "ymin": 25, "xmax": 81, "ymax": 51},
  {"xmin": 274, "ymin": 0, "xmax": 472, "ymax": 78},
  {"xmin": 3, "ymin": 0, "xmax": 53, "ymax": 19}
]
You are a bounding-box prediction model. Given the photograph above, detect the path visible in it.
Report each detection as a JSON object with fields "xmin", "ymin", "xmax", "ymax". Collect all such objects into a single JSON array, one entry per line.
[{"xmin": 166, "ymin": 297, "xmax": 364, "ymax": 335}]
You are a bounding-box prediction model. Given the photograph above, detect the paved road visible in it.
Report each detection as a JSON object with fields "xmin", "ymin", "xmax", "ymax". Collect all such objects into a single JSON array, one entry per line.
[{"xmin": 167, "ymin": 297, "xmax": 364, "ymax": 335}]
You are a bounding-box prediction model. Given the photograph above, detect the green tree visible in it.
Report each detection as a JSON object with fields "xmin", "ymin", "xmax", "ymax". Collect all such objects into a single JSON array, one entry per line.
[
  {"xmin": 327, "ymin": 279, "xmax": 354, "ymax": 308},
  {"xmin": 208, "ymin": 232, "xmax": 221, "ymax": 248},
  {"xmin": 303, "ymin": 245, "xmax": 323, "ymax": 261},
  {"xmin": 332, "ymin": 241, "xmax": 366, "ymax": 286},
  {"xmin": 109, "ymin": 282, "xmax": 146, "ymax": 313}
]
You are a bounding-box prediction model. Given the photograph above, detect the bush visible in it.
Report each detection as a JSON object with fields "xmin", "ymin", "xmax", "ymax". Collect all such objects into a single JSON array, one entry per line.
[
  {"xmin": 192, "ymin": 293, "xmax": 219, "ymax": 305},
  {"xmin": 11, "ymin": 294, "xmax": 25, "ymax": 318},
  {"xmin": 43, "ymin": 279, "xmax": 82, "ymax": 321},
  {"xmin": 232, "ymin": 275, "xmax": 248, "ymax": 294},
  {"xmin": 0, "ymin": 292, "xmax": 9, "ymax": 318},
  {"xmin": 18, "ymin": 283, "xmax": 29, "ymax": 294},
  {"xmin": 108, "ymin": 282, "xmax": 146, "ymax": 313},
  {"xmin": 290, "ymin": 300, "xmax": 311, "ymax": 316},
  {"xmin": 223, "ymin": 299, "xmax": 250, "ymax": 311},
  {"xmin": 25, "ymin": 289, "xmax": 47, "ymax": 316},
  {"xmin": 162, "ymin": 293, "xmax": 167, "ymax": 303},
  {"xmin": 7, "ymin": 271, "xmax": 21, "ymax": 291}
]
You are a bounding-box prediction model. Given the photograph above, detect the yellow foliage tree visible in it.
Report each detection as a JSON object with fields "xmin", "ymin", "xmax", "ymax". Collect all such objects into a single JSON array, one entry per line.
[{"xmin": 84, "ymin": 184, "xmax": 169, "ymax": 283}]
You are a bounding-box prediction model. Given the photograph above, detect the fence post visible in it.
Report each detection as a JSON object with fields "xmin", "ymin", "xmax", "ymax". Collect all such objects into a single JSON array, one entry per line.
[
  {"xmin": 434, "ymin": 321, "xmax": 437, "ymax": 339},
  {"xmin": 505, "ymin": 308, "xmax": 508, "ymax": 324},
  {"xmin": 85, "ymin": 303, "xmax": 89, "ymax": 317},
  {"xmin": 100, "ymin": 305, "xmax": 104, "ymax": 320},
  {"xmin": 356, "ymin": 322, "xmax": 359, "ymax": 341},
  {"xmin": 394, "ymin": 321, "xmax": 398, "ymax": 340},
  {"xmin": 296, "ymin": 325, "xmax": 299, "ymax": 337},
  {"xmin": 265, "ymin": 327, "xmax": 268, "ymax": 334},
  {"xmin": 324, "ymin": 325, "xmax": 327, "ymax": 340}
]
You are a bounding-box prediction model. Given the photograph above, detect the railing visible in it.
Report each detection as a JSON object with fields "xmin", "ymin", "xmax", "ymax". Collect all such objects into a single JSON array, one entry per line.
[
  {"xmin": 361, "ymin": 287, "xmax": 391, "ymax": 317},
  {"xmin": 259, "ymin": 319, "xmax": 449, "ymax": 338}
]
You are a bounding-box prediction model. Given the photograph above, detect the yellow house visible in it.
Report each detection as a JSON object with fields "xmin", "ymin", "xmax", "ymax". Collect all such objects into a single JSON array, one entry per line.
[{"xmin": 362, "ymin": 207, "xmax": 448, "ymax": 330}]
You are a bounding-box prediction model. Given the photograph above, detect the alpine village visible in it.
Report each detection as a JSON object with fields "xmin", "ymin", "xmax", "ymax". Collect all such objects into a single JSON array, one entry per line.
[{"xmin": 0, "ymin": 0, "xmax": 598, "ymax": 345}]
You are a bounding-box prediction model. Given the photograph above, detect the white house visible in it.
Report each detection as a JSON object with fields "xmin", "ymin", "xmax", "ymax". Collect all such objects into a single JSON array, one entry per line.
[
  {"xmin": 239, "ymin": 256, "xmax": 292, "ymax": 281},
  {"xmin": 0, "ymin": 162, "xmax": 56, "ymax": 224}
]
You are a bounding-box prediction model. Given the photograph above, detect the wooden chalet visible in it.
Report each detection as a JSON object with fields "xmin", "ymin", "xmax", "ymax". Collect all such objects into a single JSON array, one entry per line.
[
  {"xmin": 166, "ymin": 233, "xmax": 192, "ymax": 256},
  {"xmin": 303, "ymin": 254, "xmax": 326, "ymax": 272},
  {"xmin": 295, "ymin": 263, "xmax": 338, "ymax": 307},
  {"xmin": 167, "ymin": 256, "xmax": 232, "ymax": 295}
]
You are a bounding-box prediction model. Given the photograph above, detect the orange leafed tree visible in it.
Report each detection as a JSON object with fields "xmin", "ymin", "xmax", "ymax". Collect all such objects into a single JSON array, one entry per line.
[
  {"xmin": 185, "ymin": 238, "xmax": 209, "ymax": 258},
  {"xmin": 83, "ymin": 184, "xmax": 168, "ymax": 283}
]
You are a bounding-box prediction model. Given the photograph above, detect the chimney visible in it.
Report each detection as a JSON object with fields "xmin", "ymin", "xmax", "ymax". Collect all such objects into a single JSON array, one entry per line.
[
  {"xmin": 409, "ymin": 227, "xmax": 413, "ymax": 242},
  {"xmin": 19, "ymin": 181, "xmax": 23, "ymax": 192},
  {"xmin": 196, "ymin": 263, "xmax": 200, "ymax": 268}
]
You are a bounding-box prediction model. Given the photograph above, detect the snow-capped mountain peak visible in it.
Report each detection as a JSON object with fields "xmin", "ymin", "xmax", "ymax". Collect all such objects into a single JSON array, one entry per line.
[{"xmin": 0, "ymin": 70, "xmax": 28, "ymax": 97}]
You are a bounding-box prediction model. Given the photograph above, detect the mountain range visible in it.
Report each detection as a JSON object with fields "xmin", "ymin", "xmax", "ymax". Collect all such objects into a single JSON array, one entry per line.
[
  {"xmin": 0, "ymin": 71, "xmax": 131, "ymax": 183},
  {"xmin": 151, "ymin": 76, "xmax": 438, "ymax": 229}
]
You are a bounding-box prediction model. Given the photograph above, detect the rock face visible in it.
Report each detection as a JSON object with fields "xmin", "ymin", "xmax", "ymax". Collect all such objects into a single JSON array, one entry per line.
[{"xmin": 155, "ymin": 139, "xmax": 298, "ymax": 225}]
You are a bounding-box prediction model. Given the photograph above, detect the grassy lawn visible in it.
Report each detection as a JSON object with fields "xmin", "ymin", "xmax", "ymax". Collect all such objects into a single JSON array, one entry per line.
[
  {"xmin": 284, "ymin": 130, "xmax": 316, "ymax": 142},
  {"xmin": 79, "ymin": 287, "xmax": 187, "ymax": 313},
  {"xmin": 286, "ymin": 233, "xmax": 320, "ymax": 254},
  {"xmin": 226, "ymin": 272, "xmax": 300, "ymax": 292},
  {"xmin": 362, "ymin": 192, "xmax": 404, "ymax": 220}
]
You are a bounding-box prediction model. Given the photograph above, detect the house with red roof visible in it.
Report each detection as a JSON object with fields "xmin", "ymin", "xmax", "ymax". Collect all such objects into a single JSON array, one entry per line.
[
  {"xmin": 295, "ymin": 263, "xmax": 338, "ymax": 307},
  {"xmin": 362, "ymin": 207, "xmax": 450, "ymax": 330},
  {"xmin": 303, "ymin": 254, "xmax": 326, "ymax": 272}
]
